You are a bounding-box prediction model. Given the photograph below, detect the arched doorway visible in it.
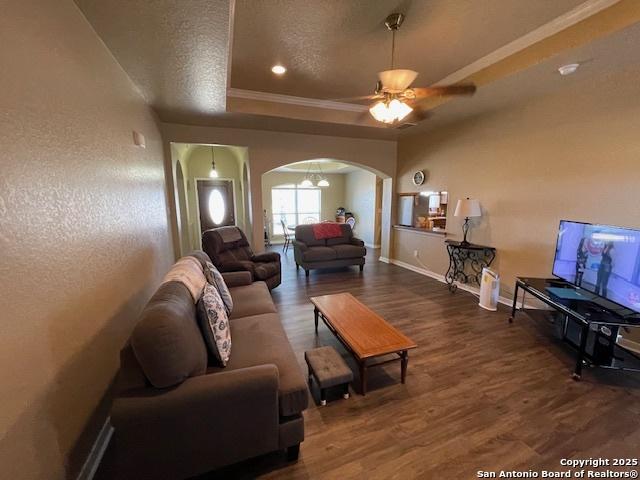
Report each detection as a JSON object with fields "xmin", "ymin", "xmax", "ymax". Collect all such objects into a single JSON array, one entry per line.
[{"xmin": 261, "ymin": 158, "xmax": 394, "ymax": 258}]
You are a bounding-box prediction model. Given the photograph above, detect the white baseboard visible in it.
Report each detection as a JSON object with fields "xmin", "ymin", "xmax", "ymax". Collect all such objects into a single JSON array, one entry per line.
[
  {"xmin": 365, "ymin": 243, "xmax": 381, "ymax": 249},
  {"xmin": 76, "ymin": 417, "xmax": 114, "ymax": 480},
  {"xmin": 378, "ymin": 256, "xmax": 390, "ymax": 263},
  {"xmin": 387, "ymin": 258, "xmax": 538, "ymax": 310}
]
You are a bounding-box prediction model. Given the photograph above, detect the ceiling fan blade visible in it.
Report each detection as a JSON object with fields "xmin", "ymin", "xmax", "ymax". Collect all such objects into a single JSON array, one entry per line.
[
  {"xmin": 328, "ymin": 94, "xmax": 381, "ymax": 103},
  {"xmin": 411, "ymin": 84, "xmax": 476, "ymax": 98},
  {"xmin": 403, "ymin": 107, "xmax": 431, "ymax": 123},
  {"xmin": 357, "ymin": 109, "xmax": 373, "ymax": 123}
]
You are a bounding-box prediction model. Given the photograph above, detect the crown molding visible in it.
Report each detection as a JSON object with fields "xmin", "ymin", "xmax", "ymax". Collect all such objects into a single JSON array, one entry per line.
[
  {"xmin": 228, "ymin": 0, "xmax": 619, "ymax": 121},
  {"xmin": 435, "ymin": 0, "xmax": 620, "ymax": 85},
  {"xmin": 227, "ymin": 88, "xmax": 369, "ymax": 113}
]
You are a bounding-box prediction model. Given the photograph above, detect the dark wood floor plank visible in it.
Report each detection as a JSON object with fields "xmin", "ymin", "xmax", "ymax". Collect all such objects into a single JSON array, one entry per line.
[{"xmin": 204, "ymin": 249, "xmax": 640, "ymax": 479}]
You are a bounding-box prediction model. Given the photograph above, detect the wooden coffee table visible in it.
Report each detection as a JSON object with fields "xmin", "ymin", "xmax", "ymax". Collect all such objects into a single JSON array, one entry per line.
[{"xmin": 310, "ymin": 293, "xmax": 417, "ymax": 395}]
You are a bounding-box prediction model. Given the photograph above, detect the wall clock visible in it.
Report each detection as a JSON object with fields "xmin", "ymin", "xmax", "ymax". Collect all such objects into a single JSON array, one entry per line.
[{"xmin": 412, "ymin": 170, "xmax": 425, "ymax": 186}]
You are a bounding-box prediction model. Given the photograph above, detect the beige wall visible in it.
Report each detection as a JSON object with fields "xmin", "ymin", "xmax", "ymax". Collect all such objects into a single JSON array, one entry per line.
[
  {"xmin": 262, "ymin": 172, "xmax": 346, "ymax": 240},
  {"xmin": 395, "ymin": 64, "xmax": 640, "ymax": 299},
  {"xmin": 0, "ymin": 1, "xmax": 173, "ymax": 478},
  {"xmin": 161, "ymin": 123, "xmax": 397, "ymax": 257},
  {"xmin": 180, "ymin": 145, "xmax": 246, "ymax": 251},
  {"xmin": 344, "ymin": 170, "xmax": 378, "ymax": 247}
]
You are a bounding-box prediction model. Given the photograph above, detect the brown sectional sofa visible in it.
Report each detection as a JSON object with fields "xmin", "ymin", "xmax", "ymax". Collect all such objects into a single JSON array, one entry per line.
[
  {"xmin": 110, "ymin": 251, "xmax": 308, "ymax": 479},
  {"xmin": 293, "ymin": 223, "xmax": 367, "ymax": 277}
]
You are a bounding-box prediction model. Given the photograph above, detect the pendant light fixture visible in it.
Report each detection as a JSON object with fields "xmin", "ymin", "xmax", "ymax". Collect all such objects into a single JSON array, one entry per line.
[
  {"xmin": 300, "ymin": 162, "xmax": 314, "ymax": 187},
  {"xmin": 209, "ymin": 146, "xmax": 219, "ymax": 178},
  {"xmin": 316, "ymin": 162, "xmax": 330, "ymax": 187},
  {"xmin": 300, "ymin": 162, "xmax": 330, "ymax": 187}
]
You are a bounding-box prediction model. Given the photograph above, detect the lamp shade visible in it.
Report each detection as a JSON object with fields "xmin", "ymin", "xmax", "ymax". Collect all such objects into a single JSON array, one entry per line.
[{"xmin": 454, "ymin": 198, "xmax": 481, "ymax": 217}]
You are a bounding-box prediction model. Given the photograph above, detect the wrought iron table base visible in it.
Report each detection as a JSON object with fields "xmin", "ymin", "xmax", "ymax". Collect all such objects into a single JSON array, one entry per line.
[{"xmin": 445, "ymin": 240, "xmax": 496, "ymax": 292}]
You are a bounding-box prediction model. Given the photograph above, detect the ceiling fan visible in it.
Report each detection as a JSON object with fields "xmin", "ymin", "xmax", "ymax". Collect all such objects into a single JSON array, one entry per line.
[{"xmin": 338, "ymin": 13, "xmax": 477, "ymax": 125}]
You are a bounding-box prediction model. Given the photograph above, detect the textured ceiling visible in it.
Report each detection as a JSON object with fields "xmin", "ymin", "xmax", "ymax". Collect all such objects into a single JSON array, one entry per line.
[
  {"xmin": 230, "ymin": 0, "xmax": 585, "ymax": 99},
  {"xmin": 400, "ymin": 21, "xmax": 640, "ymax": 137},
  {"xmin": 74, "ymin": 0, "xmax": 231, "ymax": 122},
  {"xmin": 74, "ymin": 0, "xmax": 636, "ymax": 141}
]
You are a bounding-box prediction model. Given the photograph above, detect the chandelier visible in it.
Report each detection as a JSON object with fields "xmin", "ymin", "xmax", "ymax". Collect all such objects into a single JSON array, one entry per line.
[{"xmin": 300, "ymin": 162, "xmax": 330, "ymax": 187}]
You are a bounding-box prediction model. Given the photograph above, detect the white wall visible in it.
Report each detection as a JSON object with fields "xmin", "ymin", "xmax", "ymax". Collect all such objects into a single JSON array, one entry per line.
[{"xmin": 344, "ymin": 170, "xmax": 378, "ymax": 247}]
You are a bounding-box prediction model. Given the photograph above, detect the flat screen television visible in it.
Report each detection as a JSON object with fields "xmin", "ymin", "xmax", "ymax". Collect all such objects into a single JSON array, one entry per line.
[{"xmin": 552, "ymin": 220, "xmax": 640, "ymax": 314}]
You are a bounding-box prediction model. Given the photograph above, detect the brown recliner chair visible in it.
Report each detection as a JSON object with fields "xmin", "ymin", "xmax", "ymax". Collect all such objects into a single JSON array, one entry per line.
[{"xmin": 202, "ymin": 226, "xmax": 281, "ymax": 290}]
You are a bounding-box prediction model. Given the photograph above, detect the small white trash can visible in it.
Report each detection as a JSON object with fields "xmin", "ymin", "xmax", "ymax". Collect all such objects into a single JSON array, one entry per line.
[{"xmin": 479, "ymin": 268, "xmax": 499, "ymax": 311}]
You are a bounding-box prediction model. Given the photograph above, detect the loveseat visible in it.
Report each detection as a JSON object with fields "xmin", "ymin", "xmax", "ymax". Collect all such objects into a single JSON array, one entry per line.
[
  {"xmin": 293, "ymin": 223, "xmax": 366, "ymax": 277},
  {"xmin": 110, "ymin": 251, "xmax": 308, "ymax": 479}
]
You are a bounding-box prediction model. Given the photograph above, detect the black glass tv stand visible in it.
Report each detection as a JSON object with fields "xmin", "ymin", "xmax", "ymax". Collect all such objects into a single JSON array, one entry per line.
[{"xmin": 509, "ymin": 277, "xmax": 640, "ymax": 380}]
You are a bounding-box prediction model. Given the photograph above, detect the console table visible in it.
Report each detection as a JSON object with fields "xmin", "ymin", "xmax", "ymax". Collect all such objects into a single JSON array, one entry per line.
[
  {"xmin": 444, "ymin": 240, "xmax": 496, "ymax": 292},
  {"xmin": 509, "ymin": 277, "xmax": 640, "ymax": 380}
]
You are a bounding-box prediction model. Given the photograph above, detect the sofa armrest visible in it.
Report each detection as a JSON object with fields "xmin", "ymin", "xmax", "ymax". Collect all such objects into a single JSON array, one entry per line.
[
  {"xmin": 113, "ymin": 365, "xmax": 279, "ymax": 427},
  {"xmin": 221, "ymin": 270, "xmax": 253, "ymax": 287},
  {"xmin": 252, "ymin": 251, "xmax": 280, "ymax": 263},
  {"xmin": 351, "ymin": 237, "xmax": 365, "ymax": 247},
  {"xmin": 219, "ymin": 260, "xmax": 255, "ymax": 275},
  {"xmin": 111, "ymin": 365, "xmax": 280, "ymax": 471},
  {"xmin": 292, "ymin": 240, "xmax": 308, "ymax": 251}
]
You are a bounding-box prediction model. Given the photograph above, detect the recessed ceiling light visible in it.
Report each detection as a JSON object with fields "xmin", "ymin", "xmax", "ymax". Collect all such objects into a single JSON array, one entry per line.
[
  {"xmin": 558, "ymin": 63, "xmax": 580, "ymax": 76},
  {"xmin": 271, "ymin": 65, "xmax": 286, "ymax": 75}
]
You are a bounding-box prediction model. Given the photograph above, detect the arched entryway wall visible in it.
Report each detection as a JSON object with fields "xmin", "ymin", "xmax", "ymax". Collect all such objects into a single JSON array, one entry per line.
[
  {"xmin": 263, "ymin": 159, "xmax": 391, "ymax": 251},
  {"xmin": 163, "ymin": 124, "xmax": 397, "ymax": 260}
]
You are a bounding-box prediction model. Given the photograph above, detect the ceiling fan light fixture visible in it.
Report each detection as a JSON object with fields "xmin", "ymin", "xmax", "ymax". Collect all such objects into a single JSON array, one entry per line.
[
  {"xmin": 369, "ymin": 98, "xmax": 412, "ymax": 124},
  {"xmin": 378, "ymin": 69, "xmax": 418, "ymax": 92},
  {"xmin": 389, "ymin": 98, "xmax": 412, "ymax": 121},
  {"xmin": 369, "ymin": 101, "xmax": 392, "ymax": 123}
]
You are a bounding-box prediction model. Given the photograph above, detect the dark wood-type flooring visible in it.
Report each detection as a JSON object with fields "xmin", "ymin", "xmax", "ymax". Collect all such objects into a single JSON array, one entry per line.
[{"xmin": 101, "ymin": 248, "xmax": 640, "ymax": 479}]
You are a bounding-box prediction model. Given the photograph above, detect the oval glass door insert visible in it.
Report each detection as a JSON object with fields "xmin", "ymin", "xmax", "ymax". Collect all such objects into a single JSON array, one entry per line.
[{"xmin": 208, "ymin": 189, "xmax": 225, "ymax": 224}]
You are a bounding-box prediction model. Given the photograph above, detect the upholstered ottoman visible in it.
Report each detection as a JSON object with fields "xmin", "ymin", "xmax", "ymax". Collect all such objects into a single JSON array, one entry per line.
[{"xmin": 304, "ymin": 346, "xmax": 353, "ymax": 406}]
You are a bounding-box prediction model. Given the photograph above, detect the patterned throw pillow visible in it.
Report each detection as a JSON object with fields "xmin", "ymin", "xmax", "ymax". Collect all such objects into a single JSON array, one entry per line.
[
  {"xmin": 196, "ymin": 283, "xmax": 231, "ymax": 367},
  {"xmin": 203, "ymin": 261, "xmax": 233, "ymax": 315}
]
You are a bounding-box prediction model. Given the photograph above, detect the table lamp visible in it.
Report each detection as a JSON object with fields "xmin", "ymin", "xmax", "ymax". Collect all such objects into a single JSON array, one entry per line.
[{"xmin": 454, "ymin": 198, "xmax": 481, "ymax": 245}]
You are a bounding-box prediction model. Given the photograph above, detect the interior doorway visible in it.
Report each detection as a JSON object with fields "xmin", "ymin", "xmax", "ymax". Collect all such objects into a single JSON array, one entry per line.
[
  {"xmin": 170, "ymin": 143, "xmax": 249, "ymax": 254},
  {"xmin": 196, "ymin": 179, "xmax": 236, "ymax": 235},
  {"xmin": 262, "ymin": 159, "xmax": 382, "ymax": 249}
]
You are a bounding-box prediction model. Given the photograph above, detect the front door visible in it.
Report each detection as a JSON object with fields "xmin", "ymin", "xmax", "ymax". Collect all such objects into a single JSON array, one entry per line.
[{"xmin": 197, "ymin": 179, "xmax": 235, "ymax": 234}]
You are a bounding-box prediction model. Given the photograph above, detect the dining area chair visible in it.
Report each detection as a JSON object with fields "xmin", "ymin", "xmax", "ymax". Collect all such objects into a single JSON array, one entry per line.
[{"xmin": 281, "ymin": 219, "xmax": 292, "ymax": 252}]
